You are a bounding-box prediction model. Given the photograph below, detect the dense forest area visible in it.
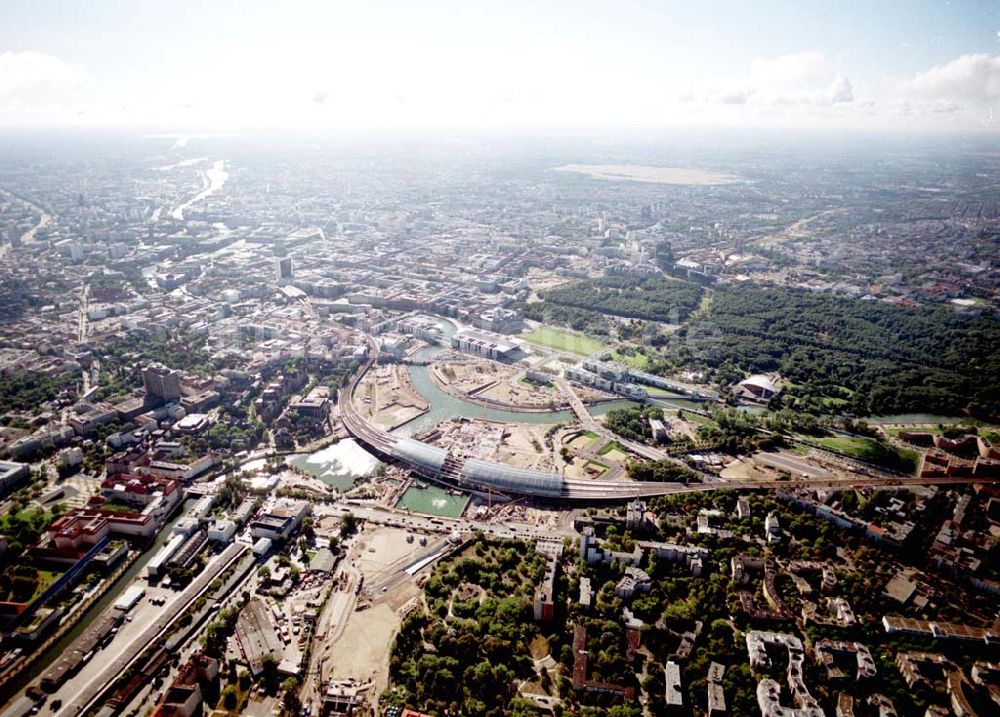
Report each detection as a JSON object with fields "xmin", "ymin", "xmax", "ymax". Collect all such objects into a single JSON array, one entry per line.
[
  {"xmin": 540, "ymin": 276, "xmax": 703, "ymax": 324},
  {"xmin": 0, "ymin": 371, "xmax": 76, "ymax": 414},
  {"xmin": 526, "ymin": 276, "xmax": 1000, "ymax": 417},
  {"xmin": 387, "ymin": 538, "xmax": 548, "ymax": 716},
  {"xmin": 675, "ymin": 286, "xmax": 1000, "ymax": 419}
]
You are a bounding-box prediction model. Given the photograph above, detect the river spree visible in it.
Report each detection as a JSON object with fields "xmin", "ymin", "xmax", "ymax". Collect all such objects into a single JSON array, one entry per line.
[{"xmin": 170, "ymin": 159, "xmax": 229, "ymax": 220}]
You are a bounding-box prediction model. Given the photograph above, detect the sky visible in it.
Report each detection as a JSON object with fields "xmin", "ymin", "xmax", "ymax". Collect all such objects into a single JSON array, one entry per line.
[{"xmin": 1, "ymin": 0, "xmax": 1000, "ymax": 133}]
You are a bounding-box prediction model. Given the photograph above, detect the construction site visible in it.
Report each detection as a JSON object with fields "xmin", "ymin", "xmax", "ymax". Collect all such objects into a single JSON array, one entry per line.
[{"xmin": 356, "ymin": 363, "xmax": 429, "ymax": 431}]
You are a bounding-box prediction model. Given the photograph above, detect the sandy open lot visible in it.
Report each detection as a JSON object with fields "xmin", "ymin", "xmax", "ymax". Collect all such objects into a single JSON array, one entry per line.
[
  {"xmin": 360, "ymin": 363, "xmax": 427, "ymax": 429},
  {"xmin": 316, "ymin": 525, "xmax": 428, "ymax": 708},
  {"xmin": 435, "ymin": 361, "xmax": 559, "ymax": 408},
  {"xmin": 353, "ymin": 525, "xmax": 427, "ymax": 578},
  {"xmin": 326, "ymin": 602, "xmax": 399, "ymax": 682},
  {"xmin": 494, "ymin": 423, "xmax": 556, "ymax": 471},
  {"xmin": 526, "ymin": 273, "xmax": 575, "ymax": 291}
]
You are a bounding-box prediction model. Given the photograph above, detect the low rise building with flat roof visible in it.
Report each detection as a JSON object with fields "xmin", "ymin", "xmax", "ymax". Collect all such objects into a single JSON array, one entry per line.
[
  {"xmin": 174, "ymin": 412, "xmax": 211, "ymax": 433},
  {"xmin": 665, "ymin": 660, "xmax": 683, "ymax": 712},
  {"xmin": 250, "ymin": 499, "xmax": 310, "ymax": 541},
  {"xmin": 252, "ymin": 537, "xmax": 272, "ymax": 557},
  {"xmin": 235, "ymin": 598, "xmax": 284, "ymax": 676},
  {"xmin": 0, "ymin": 460, "xmax": 30, "ymax": 497},
  {"xmin": 207, "ymin": 519, "xmax": 236, "ymax": 543},
  {"xmin": 147, "ymin": 533, "xmax": 186, "ymax": 577}
]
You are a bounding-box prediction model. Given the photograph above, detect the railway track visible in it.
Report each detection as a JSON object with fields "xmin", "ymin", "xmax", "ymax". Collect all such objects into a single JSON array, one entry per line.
[{"xmin": 338, "ymin": 337, "xmax": 996, "ymax": 501}]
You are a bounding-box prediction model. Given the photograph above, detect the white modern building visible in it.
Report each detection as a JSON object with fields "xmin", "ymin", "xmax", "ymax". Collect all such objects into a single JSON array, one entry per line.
[{"xmin": 451, "ymin": 328, "xmax": 521, "ymax": 360}]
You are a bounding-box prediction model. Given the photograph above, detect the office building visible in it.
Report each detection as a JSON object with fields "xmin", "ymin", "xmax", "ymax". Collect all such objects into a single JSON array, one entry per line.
[
  {"xmin": 143, "ymin": 363, "xmax": 182, "ymax": 402},
  {"xmin": 276, "ymin": 256, "xmax": 294, "ymax": 283}
]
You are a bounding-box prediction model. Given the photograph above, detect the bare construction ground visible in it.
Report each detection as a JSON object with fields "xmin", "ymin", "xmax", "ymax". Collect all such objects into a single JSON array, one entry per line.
[
  {"xmin": 316, "ymin": 525, "xmax": 428, "ymax": 710},
  {"xmin": 434, "ymin": 361, "xmax": 560, "ymax": 408},
  {"xmin": 432, "ymin": 418, "xmax": 558, "ymax": 472},
  {"xmin": 497, "ymin": 423, "xmax": 557, "ymax": 471},
  {"xmin": 353, "ymin": 525, "xmax": 429, "ymax": 577},
  {"xmin": 525, "ymin": 270, "xmax": 577, "ymax": 292},
  {"xmin": 358, "ymin": 363, "xmax": 428, "ymax": 430},
  {"xmin": 327, "ymin": 601, "xmax": 400, "ymax": 683},
  {"xmin": 554, "ymin": 164, "xmax": 742, "ymax": 185},
  {"xmin": 719, "ymin": 456, "xmax": 771, "ymax": 482}
]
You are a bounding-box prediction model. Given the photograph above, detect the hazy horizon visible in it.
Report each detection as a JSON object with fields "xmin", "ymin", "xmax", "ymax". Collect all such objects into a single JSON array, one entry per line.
[{"xmin": 2, "ymin": 0, "xmax": 1000, "ymax": 134}]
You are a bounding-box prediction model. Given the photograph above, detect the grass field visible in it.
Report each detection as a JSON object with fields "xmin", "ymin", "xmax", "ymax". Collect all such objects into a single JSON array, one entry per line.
[
  {"xmin": 610, "ymin": 347, "xmax": 651, "ymax": 370},
  {"xmin": 598, "ymin": 440, "xmax": 624, "ymax": 456},
  {"xmin": 523, "ymin": 326, "xmax": 607, "ymax": 356},
  {"xmin": 645, "ymin": 385, "xmax": 680, "ymax": 396},
  {"xmin": 597, "ymin": 441, "xmax": 630, "ymax": 463},
  {"xmin": 813, "ymin": 436, "xmax": 919, "ymax": 472},
  {"xmin": 820, "ymin": 396, "xmax": 850, "ymax": 408},
  {"xmin": 566, "ymin": 430, "xmax": 600, "ymax": 449}
]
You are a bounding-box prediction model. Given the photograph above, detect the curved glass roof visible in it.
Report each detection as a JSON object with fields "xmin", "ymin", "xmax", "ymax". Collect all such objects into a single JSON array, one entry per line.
[
  {"xmin": 461, "ymin": 458, "xmax": 564, "ymax": 496},
  {"xmin": 393, "ymin": 438, "xmax": 447, "ymax": 473}
]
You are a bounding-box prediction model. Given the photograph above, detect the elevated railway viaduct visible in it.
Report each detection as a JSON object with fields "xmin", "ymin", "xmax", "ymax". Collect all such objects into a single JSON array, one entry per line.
[{"xmin": 339, "ymin": 342, "xmax": 996, "ymax": 502}]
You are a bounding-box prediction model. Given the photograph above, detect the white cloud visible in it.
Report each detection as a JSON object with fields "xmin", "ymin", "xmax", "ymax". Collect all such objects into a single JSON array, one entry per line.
[
  {"xmin": 0, "ymin": 51, "xmax": 84, "ymax": 105},
  {"xmin": 829, "ymin": 73, "xmax": 853, "ymax": 104},
  {"xmin": 698, "ymin": 51, "xmax": 854, "ymax": 108},
  {"xmin": 907, "ymin": 53, "xmax": 1000, "ymax": 105},
  {"xmin": 747, "ymin": 51, "xmax": 829, "ymax": 90}
]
